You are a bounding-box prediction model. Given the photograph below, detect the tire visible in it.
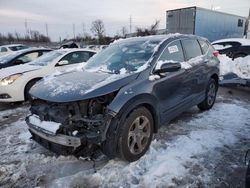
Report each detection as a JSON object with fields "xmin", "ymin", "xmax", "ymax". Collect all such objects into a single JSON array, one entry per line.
[
  {"xmin": 197, "ymin": 78, "xmax": 217, "ymax": 111},
  {"xmin": 102, "ymin": 107, "xmax": 154, "ymax": 162},
  {"xmin": 24, "ymin": 79, "xmax": 40, "ymax": 101}
]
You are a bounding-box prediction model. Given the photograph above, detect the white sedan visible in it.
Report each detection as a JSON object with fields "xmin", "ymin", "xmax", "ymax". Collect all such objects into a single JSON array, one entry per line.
[
  {"xmin": 0, "ymin": 49, "xmax": 96, "ymax": 102},
  {"xmin": 0, "ymin": 44, "xmax": 29, "ymax": 56}
]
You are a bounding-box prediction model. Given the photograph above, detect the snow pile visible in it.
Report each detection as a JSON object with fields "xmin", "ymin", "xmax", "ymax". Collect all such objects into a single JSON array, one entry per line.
[{"xmin": 219, "ymin": 55, "xmax": 250, "ymax": 79}]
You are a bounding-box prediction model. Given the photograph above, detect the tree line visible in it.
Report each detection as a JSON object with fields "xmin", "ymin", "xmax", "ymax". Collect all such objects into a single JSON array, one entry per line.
[
  {"xmin": 0, "ymin": 30, "xmax": 50, "ymax": 44},
  {"xmin": 0, "ymin": 19, "xmax": 161, "ymax": 45}
]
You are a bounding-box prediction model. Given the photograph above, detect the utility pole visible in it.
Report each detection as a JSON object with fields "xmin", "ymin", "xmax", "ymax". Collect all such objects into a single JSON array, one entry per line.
[
  {"xmin": 45, "ymin": 23, "xmax": 49, "ymax": 38},
  {"xmin": 129, "ymin": 15, "xmax": 132, "ymax": 33},
  {"xmin": 73, "ymin": 23, "xmax": 76, "ymax": 40},
  {"xmin": 24, "ymin": 19, "xmax": 28, "ymax": 36}
]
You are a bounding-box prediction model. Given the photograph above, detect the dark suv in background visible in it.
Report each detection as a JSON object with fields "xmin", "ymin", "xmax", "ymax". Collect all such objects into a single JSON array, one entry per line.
[{"xmin": 26, "ymin": 34, "xmax": 220, "ymax": 162}]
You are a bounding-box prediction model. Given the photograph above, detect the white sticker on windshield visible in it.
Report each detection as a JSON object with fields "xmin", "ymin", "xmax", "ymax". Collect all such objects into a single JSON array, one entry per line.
[{"xmin": 168, "ymin": 45, "xmax": 179, "ymax": 54}]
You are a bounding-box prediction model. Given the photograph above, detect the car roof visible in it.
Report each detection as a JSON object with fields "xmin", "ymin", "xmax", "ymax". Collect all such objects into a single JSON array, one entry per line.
[
  {"xmin": 114, "ymin": 34, "xmax": 206, "ymax": 45},
  {"xmin": 212, "ymin": 38, "xmax": 250, "ymax": 46},
  {"xmin": 0, "ymin": 44, "xmax": 26, "ymax": 48},
  {"xmin": 55, "ymin": 48, "xmax": 97, "ymax": 53}
]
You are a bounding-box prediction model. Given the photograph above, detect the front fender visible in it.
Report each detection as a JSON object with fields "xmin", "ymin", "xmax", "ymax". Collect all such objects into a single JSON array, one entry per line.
[{"xmin": 108, "ymin": 89, "xmax": 160, "ymax": 132}]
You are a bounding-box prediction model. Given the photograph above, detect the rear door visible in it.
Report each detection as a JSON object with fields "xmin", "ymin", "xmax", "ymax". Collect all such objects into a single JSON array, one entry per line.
[{"xmin": 181, "ymin": 38, "xmax": 206, "ymax": 97}]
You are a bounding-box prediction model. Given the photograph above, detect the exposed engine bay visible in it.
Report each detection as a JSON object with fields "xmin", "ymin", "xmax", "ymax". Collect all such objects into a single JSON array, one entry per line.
[{"xmin": 29, "ymin": 92, "xmax": 117, "ymax": 146}]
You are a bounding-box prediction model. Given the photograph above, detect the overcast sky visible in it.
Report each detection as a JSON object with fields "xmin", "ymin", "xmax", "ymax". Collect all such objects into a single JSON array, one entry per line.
[{"xmin": 0, "ymin": 0, "xmax": 249, "ymax": 41}]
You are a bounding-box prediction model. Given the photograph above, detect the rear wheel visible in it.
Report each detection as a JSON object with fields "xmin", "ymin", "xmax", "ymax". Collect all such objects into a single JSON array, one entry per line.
[
  {"xmin": 102, "ymin": 107, "xmax": 154, "ymax": 162},
  {"xmin": 197, "ymin": 78, "xmax": 217, "ymax": 111}
]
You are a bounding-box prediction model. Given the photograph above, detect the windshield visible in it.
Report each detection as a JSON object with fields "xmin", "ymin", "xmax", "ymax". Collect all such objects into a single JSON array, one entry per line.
[
  {"xmin": 84, "ymin": 38, "xmax": 162, "ymax": 74},
  {"xmin": 29, "ymin": 51, "xmax": 64, "ymax": 66}
]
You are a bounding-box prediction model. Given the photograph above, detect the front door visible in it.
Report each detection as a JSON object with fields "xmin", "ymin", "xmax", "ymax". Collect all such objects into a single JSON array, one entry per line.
[{"xmin": 152, "ymin": 39, "xmax": 195, "ymax": 122}]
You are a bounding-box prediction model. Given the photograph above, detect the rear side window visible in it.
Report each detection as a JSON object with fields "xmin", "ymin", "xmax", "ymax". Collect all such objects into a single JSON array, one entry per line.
[
  {"xmin": 198, "ymin": 39, "xmax": 209, "ymax": 54},
  {"xmin": 181, "ymin": 39, "xmax": 202, "ymax": 61},
  {"xmin": 159, "ymin": 40, "xmax": 185, "ymax": 62}
]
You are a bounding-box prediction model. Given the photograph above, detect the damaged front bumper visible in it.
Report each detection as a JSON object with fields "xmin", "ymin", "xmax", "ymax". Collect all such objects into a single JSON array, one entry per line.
[
  {"xmin": 27, "ymin": 124, "xmax": 82, "ymax": 148},
  {"xmin": 26, "ymin": 115, "xmax": 85, "ymax": 153},
  {"xmin": 25, "ymin": 110, "xmax": 116, "ymax": 155}
]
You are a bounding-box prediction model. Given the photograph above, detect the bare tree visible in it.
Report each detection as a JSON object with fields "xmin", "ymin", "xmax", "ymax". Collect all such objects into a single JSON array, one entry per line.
[
  {"xmin": 90, "ymin": 19, "xmax": 105, "ymax": 40},
  {"xmin": 136, "ymin": 20, "xmax": 160, "ymax": 36}
]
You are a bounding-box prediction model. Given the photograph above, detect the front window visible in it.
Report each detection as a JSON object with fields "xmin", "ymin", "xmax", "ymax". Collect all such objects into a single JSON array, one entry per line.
[
  {"xmin": 84, "ymin": 39, "xmax": 162, "ymax": 74},
  {"xmin": 158, "ymin": 40, "xmax": 184, "ymax": 62},
  {"xmin": 29, "ymin": 51, "xmax": 64, "ymax": 66},
  {"xmin": 16, "ymin": 52, "xmax": 39, "ymax": 64}
]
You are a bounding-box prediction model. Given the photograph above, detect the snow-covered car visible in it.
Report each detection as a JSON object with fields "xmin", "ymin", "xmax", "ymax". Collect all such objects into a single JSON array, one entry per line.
[
  {"xmin": 26, "ymin": 34, "xmax": 220, "ymax": 162},
  {"xmin": 0, "ymin": 49, "xmax": 96, "ymax": 102},
  {"xmin": 0, "ymin": 44, "xmax": 29, "ymax": 56},
  {"xmin": 212, "ymin": 38, "xmax": 250, "ymax": 59},
  {"xmin": 0, "ymin": 48, "xmax": 51, "ymax": 69}
]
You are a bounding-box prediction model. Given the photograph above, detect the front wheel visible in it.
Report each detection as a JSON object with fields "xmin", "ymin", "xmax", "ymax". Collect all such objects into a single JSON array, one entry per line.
[
  {"xmin": 197, "ymin": 78, "xmax": 217, "ymax": 111},
  {"xmin": 102, "ymin": 107, "xmax": 154, "ymax": 162}
]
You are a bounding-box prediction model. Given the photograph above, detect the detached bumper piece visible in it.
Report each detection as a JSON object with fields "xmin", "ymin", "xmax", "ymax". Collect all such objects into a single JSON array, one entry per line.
[{"xmin": 26, "ymin": 118, "xmax": 86, "ymax": 155}]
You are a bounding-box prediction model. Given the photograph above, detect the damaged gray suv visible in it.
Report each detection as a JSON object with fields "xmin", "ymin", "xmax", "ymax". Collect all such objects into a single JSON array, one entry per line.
[{"xmin": 26, "ymin": 34, "xmax": 220, "ymax": 162}]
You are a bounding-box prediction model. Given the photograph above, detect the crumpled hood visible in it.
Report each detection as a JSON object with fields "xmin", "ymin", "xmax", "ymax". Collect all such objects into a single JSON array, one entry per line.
[
  {"xmin": 0, "ymin": 64, "xmax": 41, "ymax": 79},
  {"xmin": 30, "ymin": 70, "xmax": 139, "ymax": 102}
]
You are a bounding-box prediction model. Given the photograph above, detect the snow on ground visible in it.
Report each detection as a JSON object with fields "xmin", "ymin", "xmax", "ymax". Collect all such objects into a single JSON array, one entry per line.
[
  {"xmin": 0, "ymin": 90, "xmax": 250, "ymax": 187},
  {"xmin": 50, "ymin": 101, "xmax": 250, "ymax": 188},
  {"xmin": 219, "ymin": 54, "xmax": 250, "ymax": 79}
]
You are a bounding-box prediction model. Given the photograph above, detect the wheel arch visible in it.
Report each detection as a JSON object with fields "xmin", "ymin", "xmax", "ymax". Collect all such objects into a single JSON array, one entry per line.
[{"xmin": 109, "ymin": 94, "xmax": 160, "ymax": 133}]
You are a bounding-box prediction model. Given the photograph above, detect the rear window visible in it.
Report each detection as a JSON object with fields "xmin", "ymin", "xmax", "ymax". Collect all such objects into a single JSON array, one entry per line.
[{"xmin": 181, "ymin": 39, "xmax": 202, "ymax": 61}]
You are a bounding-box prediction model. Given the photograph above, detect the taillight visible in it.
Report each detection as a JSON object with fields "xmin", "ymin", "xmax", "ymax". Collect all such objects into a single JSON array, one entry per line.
[{"xmin": 213, "ymin": 51, "xmax": 219, "ymax": 57}]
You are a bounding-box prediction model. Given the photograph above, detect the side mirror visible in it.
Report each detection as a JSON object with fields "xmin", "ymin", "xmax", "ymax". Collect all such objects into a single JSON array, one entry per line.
[
  {"xmin": 57, "ymin": 60, "xmax": 69, "ymax": 66},
  {"xmin": 154, "ymin": 62, "xmax": 181, "ymax": 74}
]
